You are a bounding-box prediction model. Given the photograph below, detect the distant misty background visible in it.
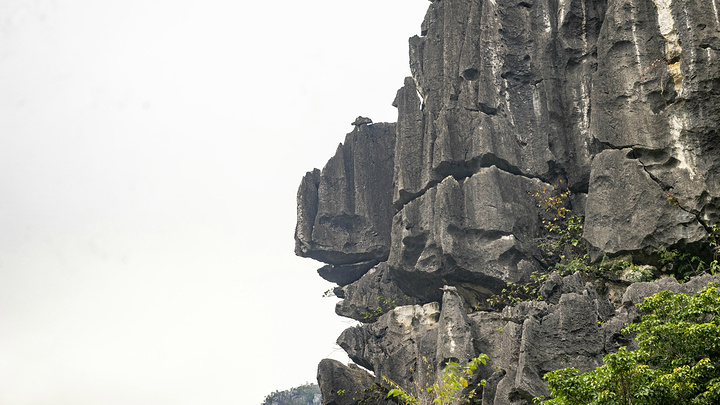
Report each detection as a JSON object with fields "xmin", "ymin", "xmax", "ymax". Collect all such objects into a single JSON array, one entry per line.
[{"xmin": 0, "ymin": 1, "xmax": 428, "ymax": 404}]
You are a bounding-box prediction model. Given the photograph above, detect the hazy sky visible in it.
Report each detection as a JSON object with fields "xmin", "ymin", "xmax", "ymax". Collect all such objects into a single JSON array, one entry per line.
[{"xmin": 0, "ymin": 1, "xmax": 428, "ymax": 404}]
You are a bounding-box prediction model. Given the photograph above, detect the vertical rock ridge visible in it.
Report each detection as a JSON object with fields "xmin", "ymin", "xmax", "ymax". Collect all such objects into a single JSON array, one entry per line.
[{"xmin": 295, "ymin": 122, "xmax": 396, "ymax": 282}]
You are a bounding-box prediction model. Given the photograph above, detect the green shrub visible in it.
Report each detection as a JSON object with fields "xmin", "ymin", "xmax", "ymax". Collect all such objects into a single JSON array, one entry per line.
[
  {"xmin": 654, "ymin": 224, "xmax": 720, "ymax": 281},
  {"xmin": 541, "ymin": 283, "xmax": 720, "ymax": 404},
  {"xmin": 360, "ymin": 295, "xmax": 407, "ymax": 323},
  {"xmin": 385, "ymin": 354, "xmax": 489, "ymax": 405}
]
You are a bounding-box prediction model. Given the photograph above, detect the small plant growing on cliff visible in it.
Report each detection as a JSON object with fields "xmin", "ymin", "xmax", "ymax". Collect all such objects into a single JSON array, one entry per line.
[
  {"xmin": 531, "ymin": 185, "xmax": 652, "ymax": 280},
  {"xmin": 485, "ymin": 185, "xmax": 591, "ymax": 310},
  {"xmin": 541, "ymin": 283, "xmax": 720, "ymax": 404},
  {"xmin": 385, "ymin": 354, "xmax": 489, "ymax": 405},
  {"xmin": 654, "ymin": 226, "xmax": 720, "ymax": 281},
  {"xmin": 664, "ymin": 190, "xmax": 680, "ymax": 206},
  {"xmin": 710, "ymin": 224, "xmax": 720, "ymax": 275},
  {"xmin": 486, "ymin": 271, "xmax": 548, "ymax": 310},
  {"xmin": 360, "ymin": 295, "xmax": 406, "ymax": 323},
  {"xmin": 530, "ymin": 182, "xmax": 585, "ymax": 261},
  {"xmin": 655, "ymin": 245, "xmax": 697, "ymax": 280}
]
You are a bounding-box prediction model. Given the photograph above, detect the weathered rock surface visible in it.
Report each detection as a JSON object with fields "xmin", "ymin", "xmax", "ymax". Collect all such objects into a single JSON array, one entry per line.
[
  {"xmin": 338, "ymin": 300, "xmax": 442, "ymax": 392},
  {"xmin": 495, "ymin": 273, "xmax": 617, "ymax": 402},
  {"xmin": 587, "ymin": 0, "xmax": 720, "ymax": 254},
  {"xmin": 404, "ymin": 0, "xmax": 607, "ymax": 193},
  {"xmin": 334, "ymin": 263, "xmax": 415, "ymax": 322},
  {"xmin": 334, "ymin": 275, "xmax": 719, "ymax": 404},
  {"xmin": 591, "ymin": 0, "xmax": 720, "ymax": 226},
  {"xmin": 338, "ymin": 287, "xmax": 495, "ymax": 396},
  {"xmin": 295, "ymin": 0, "xmax": 720, "ymax": 404},
  {"xmin": 295, "ymin": 122, "xmax": 396, "ymax": 283},
  {"xmin": 584, "ymin": 148, "xmax": 707, "ymax": 258},
  {"xmin": 316, "ymin": 359, "xmax": 392, "ymax": 405},
  {"xmin": 388, "ymin": 167, "xmax": 550, "ymax": 304}
]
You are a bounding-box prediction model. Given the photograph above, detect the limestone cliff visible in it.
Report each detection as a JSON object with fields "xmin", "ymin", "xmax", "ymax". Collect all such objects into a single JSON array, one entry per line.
[{"xmin": 295, "ymin": 1, "xmax": 720, "ymax": 404}]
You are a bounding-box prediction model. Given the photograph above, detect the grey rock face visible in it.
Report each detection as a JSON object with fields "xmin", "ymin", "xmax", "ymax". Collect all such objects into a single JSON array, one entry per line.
[
  {"xmin": 338, "ymin": 300, "xmax": 442, "ymax": 392},
  {"xmin": 586, "ymin": 0, "xmax": 720, "ymax": 255},
  {"xmin": 404, "ymin": 0, "xmax": 607, "ymax": 192},
  {"xmin": 436, "ymin": 286, "xmax": 477, "ymax": 367},
  {"xmin": 296, "ymin": 0, "xmax": 720, "ymax": 403},
  {"xmin": 316, "ymin": 359, "xmax": 391, "ymax": 405},
  {"xmin": 351, "ymin": 116, "xmax": 373, "ymax": 126},
  {"xmin": 317, "ymin": 260, "xmax": 381, "ymax": 287},
  {"xmin": 538, "ymin": 272, "xmax": 585, "ymax": 304},
  {"xmin": 295, "ymin": 122, "xmax": 396, "ymax": 282},
  {"xmin": 392, "ymin": 77, "xmax": 436, "ymax": 208},
  {"xmin": 622, "ymin": 274, "xmax": 720, "ymax": 307},
  {"xmin": 333, "ymin": 263, "xmax": 416, "ymax": 322},
  {"xmin": 336, "ymin": 287, "xmax": 501, "ymax": 399},
  {"xmin": 591, "ymin": 0, "xmax": 720, "ymax": 216},
  {"xmin": 487, "ymin": 273, "xmax": 613, "ymax": 403},
  {"xmin": 584, "ymin": 149, "xmax": 707, "ymax": 258},
  {"xmin": 388, "ymin": 167, "xmax": 549, "ymax": 304},
  {"xmin": 327, "ymin": 275, "xmax": 719, "ymax": 404}
]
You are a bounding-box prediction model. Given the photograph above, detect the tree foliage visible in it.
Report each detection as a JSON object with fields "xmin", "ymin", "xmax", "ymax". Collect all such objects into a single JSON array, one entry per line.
[
  {"xmin": 385, "ymin": 354, "xmax": 488, "ymax": 405},
  {"xmin": 262, "ymin": 383, "xmax": 320, "ymax": 405},
  {"xmin": 542, "ymin": 283, "xmax": 720, "ymax": 404}
]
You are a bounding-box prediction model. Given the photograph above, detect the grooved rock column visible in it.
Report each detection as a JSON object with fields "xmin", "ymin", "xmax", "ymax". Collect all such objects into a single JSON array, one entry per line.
[
  {"xmin": 295, "ymin": 122, "xmax": 396, "ymax": 284},
  {"xmin": 403, "ymin": 0, "xmax": 604, "ymax": 190},
  {"xmin": 392, "ymin": 77, "xmax": 435, "ymax": 208}
]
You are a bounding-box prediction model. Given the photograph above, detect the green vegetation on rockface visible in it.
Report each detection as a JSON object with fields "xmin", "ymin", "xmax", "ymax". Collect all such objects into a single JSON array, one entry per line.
[
  {"xmin": 385, "ymin": 354, "xmax": 489, "ymax": 405},
  {"xmin": 262, "ymin": 382, "xmax": 320, "ymax": 405},
  {"xmin": 486, "ymin": 185, "xmax": 720, "ymax": 310},
  {"xmin": 540, "ymin": 283, "xmax": 720, "ymax": 404}
]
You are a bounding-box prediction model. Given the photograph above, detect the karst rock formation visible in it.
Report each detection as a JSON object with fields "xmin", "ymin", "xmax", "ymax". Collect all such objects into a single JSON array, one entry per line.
[{"xmin": 295, "ymin": 0, "xmax": 720, "ymax": 404}]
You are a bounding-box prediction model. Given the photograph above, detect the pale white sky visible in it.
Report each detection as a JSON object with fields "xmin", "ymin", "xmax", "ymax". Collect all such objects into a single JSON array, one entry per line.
[{"xmin": 0, "ymin": 1, "xmax": 428, "ymax": 404}]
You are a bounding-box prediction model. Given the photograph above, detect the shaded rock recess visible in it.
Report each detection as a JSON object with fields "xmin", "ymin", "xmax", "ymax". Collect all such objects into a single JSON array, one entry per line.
[{"xmin": 295, "ymin": 0, "xmax": 720, "ymax": 404}]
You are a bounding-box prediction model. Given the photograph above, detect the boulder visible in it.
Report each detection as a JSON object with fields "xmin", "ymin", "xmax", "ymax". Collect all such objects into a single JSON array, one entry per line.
[
  {"xmin": 584, "ymin": 149, "xmax": 706, "ymax": 258},
  {"xmin": 404, "ymin": 0, "xmax": 606, "ymax": 192}
]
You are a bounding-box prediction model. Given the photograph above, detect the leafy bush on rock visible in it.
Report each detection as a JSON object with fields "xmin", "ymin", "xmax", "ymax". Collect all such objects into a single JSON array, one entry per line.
[{"xmin": 541, "ymin": 283, "xmax": 720, "ymax": 404}]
